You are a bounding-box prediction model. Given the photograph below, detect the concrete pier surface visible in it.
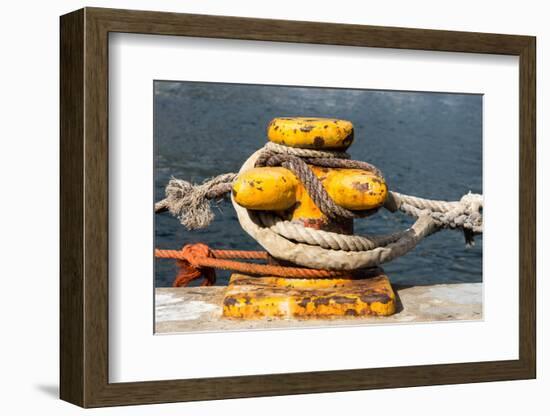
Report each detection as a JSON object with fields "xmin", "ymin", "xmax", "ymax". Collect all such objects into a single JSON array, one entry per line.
[{"xmin": 155, "ymin": 283, "xmax": 482, "ymax": 333}]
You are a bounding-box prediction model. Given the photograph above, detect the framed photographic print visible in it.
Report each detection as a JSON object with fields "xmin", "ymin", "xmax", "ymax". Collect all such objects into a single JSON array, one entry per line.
[{"xmin": 60, "ymin": 7, "xmax": 536, "ymax": 408}]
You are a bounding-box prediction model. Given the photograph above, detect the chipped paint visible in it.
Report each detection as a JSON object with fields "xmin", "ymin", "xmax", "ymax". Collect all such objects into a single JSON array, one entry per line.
[{"xmin": 222, "ymin": 273, "xmax": 396, "ymax": 319}]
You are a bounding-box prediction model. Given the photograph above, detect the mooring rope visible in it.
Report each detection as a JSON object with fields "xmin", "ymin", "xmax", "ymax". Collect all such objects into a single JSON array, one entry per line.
[
  {"xmin": 155, "ymin": 142, "xmax": 482, "ymax": 240},
  {"xmin": 254, "ymin": 211, "xmax": 407, "ymax": 251},
  {"xmin": 154, "ymin": 173, "xmax": 237, "ymax": 230},
  {"xmin": 154, "ymin": 141, "xmax": 483, "ymax": 283},
  {"xmin": 155, "ymin": 243, "xmax": 351, "ymax": 287}
]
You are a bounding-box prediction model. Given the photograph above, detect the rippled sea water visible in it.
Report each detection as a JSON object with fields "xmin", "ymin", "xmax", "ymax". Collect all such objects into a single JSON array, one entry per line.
[{"xmin": 154, "ymin": 81, "xmax": 482, "ymax": 287}]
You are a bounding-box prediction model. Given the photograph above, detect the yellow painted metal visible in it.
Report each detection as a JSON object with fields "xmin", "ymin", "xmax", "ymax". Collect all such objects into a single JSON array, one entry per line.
[
  {"xmin": 267, "ymin": 117, "xmax": 354, "ymax": 149},
  {"xmin": 309, "ymin": 166, "xmax": 388, "ymax": 211},
  {"xmin": 232, "ymin": 165, "xmax": 387, "ymax": 229},
  {"xmin": 222, "ymin": 271, "xmax": 396, "ymax": 319},
  {"xmin": 232, "ymin": 167, "xmax": 299, "ymax": 211},
  {"xmin": 291, "ymin": 174, "xmax": 326, "ymax": 226}
]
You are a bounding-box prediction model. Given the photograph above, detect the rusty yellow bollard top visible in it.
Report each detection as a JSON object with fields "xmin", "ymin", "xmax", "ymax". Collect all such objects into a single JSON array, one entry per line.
[
  {"xmin": 267, "ymin": 117, "xmax": 354, "ymax": 149},
  {"xmin": 232, "ymin": 117, "xmax": 387, "ymax": 233}
]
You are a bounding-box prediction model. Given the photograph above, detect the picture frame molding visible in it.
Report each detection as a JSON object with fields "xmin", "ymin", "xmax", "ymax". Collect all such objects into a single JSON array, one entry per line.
[{"xmin": 60, "ymin": 7, "xmax": 536, "ymax": 408}]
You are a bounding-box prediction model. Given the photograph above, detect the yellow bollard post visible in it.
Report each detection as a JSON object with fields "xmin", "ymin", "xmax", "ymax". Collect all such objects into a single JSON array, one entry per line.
[
  {"xmin": 232, "ymin": 166, "xmax": 388, "ymax": 233},
  {"xmin": 224, "ymin": 117, "xmax": 396, "ymax": 319}
]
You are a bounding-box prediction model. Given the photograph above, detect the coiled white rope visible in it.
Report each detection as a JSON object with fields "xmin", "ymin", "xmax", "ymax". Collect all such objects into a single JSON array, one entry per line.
[{"xmin": 254, "ymin": 211, "xmax": 407, "ymax": 251}]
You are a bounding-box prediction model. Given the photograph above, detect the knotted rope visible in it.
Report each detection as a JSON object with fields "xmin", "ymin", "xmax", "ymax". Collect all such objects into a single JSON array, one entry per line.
[
  {"xmin": 387, "ymin": 191, "xmax": 483, "ymax": 245},
  {"xmin": 155, "ymin": 243, "xmax": 351, "ymax": 287}
]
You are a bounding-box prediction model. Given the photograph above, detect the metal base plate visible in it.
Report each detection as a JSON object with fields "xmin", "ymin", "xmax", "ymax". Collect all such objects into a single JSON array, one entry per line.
[{"xmin": 222, "ymin": 269, "xmax": 396, "ymax": 319}]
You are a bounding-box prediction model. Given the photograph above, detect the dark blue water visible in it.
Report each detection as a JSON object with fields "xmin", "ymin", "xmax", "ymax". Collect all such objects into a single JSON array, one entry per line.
[{"xmin": 154, "ymin": 81, "xmax": 482, "ymax": 287}]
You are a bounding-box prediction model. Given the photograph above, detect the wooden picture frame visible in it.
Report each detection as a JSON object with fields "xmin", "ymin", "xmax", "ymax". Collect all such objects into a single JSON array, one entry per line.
[{"xmin": 60, "ymin": 7, "xmax": 536, "ymax": 408}]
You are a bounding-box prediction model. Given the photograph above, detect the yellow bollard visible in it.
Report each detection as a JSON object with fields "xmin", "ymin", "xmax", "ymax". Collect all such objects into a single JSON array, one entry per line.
[
  {"xmin": 224, "ymin": 117, "xmax": 396, "ymax": 319},
  {"xmin": 267, "ymin": 117, "xmax": 354, "ymax": 149},
  {"xmin": 233, "ymin": 120, "xmax": 387, "ymax": 233}
]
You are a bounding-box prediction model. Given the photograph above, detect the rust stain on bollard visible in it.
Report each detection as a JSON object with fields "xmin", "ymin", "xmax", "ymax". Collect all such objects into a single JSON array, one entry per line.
[{"xmin": 222, "ymin": 271, "xmax": 396, "ymax": 319}]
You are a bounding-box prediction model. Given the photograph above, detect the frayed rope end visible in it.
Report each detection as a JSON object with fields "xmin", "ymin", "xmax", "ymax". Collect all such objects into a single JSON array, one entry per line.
[{"xmin": 160, "ymin": 173, "xmax": 237, "ymax": 230}]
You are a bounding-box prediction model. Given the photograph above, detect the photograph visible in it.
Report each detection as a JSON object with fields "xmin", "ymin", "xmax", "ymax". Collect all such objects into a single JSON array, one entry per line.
[{"xmin": 153, "ymin": 81, "xmax": 483, "ymax": 333}]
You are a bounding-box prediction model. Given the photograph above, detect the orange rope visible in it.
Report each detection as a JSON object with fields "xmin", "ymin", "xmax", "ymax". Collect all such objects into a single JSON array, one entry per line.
[
  {"xmin": 155, "ymin": 243, "xmax": 350, "ymax": 287},
  {"xmin": 210, "ymin": 249, "xmax": 269, "ymax": 260}
]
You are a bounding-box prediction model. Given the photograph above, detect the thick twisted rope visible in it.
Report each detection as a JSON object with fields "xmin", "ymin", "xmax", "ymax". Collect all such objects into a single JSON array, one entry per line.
[
  {"xmin": 264, "ymin": 141, "xmax": 350, "ymax": 159},
  {"xmin": 255, "ymin": 144, "xmax": 383, "ymax": 220},
  {"xmin": 254, "ymin": 211, "xmax": 406, "ymax": 251},
  {"xmin": 154, "ymin": 173, "xmax": 237, "ymax": 230},
  {"xmin": 262, "ymin": 144, "xmax": 481, "ymax": 235},
  {"xmin": 387, "ymin": 191, "xmax": 482, "ymax": 245},
  {"xmin": 392, "ymin": 192, "xmax": 482, "ymax": 232},
  {"xmin": 255, "ymin": 151, "xmax": 359, "ymax": 220}
]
